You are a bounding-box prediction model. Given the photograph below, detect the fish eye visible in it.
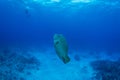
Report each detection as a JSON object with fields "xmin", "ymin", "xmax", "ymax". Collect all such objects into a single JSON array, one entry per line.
[{"xmin": 56, "ymin": 41, "xmax": 59, "ymax": 45}]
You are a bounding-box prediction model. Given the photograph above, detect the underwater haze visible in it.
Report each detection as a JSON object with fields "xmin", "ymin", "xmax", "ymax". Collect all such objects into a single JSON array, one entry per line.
[{"xmin": 0, "ymin": 0, "xmax": 120, "ymax": 80}]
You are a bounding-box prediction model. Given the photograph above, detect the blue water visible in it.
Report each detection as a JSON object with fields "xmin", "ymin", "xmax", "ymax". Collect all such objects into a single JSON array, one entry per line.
[
  {"xmin": 0, "ymin": 0, "xmax": 120, "ymax": 79},
  {"xmin": 0, "ymin": 0, "xmax": 120, "ymax": 52}
]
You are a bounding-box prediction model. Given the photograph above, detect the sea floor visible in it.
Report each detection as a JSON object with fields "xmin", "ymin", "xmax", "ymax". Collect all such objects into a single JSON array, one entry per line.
[{"xmin": 0, "ymin": 46, "xmax": 120, "ymax": 80}]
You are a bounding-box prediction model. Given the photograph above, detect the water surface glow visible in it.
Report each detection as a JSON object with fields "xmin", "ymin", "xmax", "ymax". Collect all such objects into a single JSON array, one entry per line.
[{"xmin": 8, "ymin": 0, "xmax": 120, "ymax": 11}]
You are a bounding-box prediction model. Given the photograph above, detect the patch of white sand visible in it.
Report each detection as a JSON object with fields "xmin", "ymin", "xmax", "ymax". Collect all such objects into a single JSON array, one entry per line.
[{"xmin": 25, "ymin": 49, "xmax": 95, "ymax": 80}]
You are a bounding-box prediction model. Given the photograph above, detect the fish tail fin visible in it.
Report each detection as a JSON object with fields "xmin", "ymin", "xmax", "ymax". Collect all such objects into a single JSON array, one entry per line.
[{"xmin": 62, "ymin": 56, "xmax": 70, "ymax": 64}]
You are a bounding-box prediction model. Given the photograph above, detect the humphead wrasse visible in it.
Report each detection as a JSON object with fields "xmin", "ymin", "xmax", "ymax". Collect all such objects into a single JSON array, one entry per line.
[{"xmin": 53, "ymin": 34, "xmax": 70, "ymax": 64}]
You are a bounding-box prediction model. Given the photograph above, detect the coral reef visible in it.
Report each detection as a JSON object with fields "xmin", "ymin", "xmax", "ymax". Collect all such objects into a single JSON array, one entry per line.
[
  {"xmin": 91, "ymin": 59, "xmax": 120, "ymax": 80},
  {"xmin": 0, "ymin": 49, "xmax": 41, "ymax": 80}
]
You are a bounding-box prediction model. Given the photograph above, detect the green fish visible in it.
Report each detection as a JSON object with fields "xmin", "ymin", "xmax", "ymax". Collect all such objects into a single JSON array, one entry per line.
[{"xmin": 54, "ymin": 34, "xmax": 70, "ymax": 64}]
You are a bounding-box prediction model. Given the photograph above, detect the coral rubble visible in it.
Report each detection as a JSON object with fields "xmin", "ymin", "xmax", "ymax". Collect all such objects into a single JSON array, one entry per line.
[{"xmin": 91, "ymin": 59, "xmax": 120, "ymax": 80}]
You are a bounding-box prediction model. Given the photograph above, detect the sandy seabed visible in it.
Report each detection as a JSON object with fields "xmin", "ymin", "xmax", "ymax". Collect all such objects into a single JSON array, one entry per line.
[{"xmin": 0, "ymin": 46, "xmax": 120, "ymax": 80}]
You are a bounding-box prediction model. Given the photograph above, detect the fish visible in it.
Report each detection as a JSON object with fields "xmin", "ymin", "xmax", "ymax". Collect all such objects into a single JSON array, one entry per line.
[{"xmin": 53, "ymin": 34, "xmax": 70, "ymax": 64}]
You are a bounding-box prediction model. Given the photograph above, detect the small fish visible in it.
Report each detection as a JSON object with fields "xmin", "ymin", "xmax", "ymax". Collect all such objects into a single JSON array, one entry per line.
[{"xmin": 25, "ymin": 6, "xmax": 31, "ymax": 17}]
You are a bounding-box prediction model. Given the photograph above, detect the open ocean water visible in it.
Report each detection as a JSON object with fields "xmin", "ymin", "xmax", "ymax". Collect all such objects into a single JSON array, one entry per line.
[{"xmin": 0, "ymin": 0, "xmax": 120, "ymax": 80}]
